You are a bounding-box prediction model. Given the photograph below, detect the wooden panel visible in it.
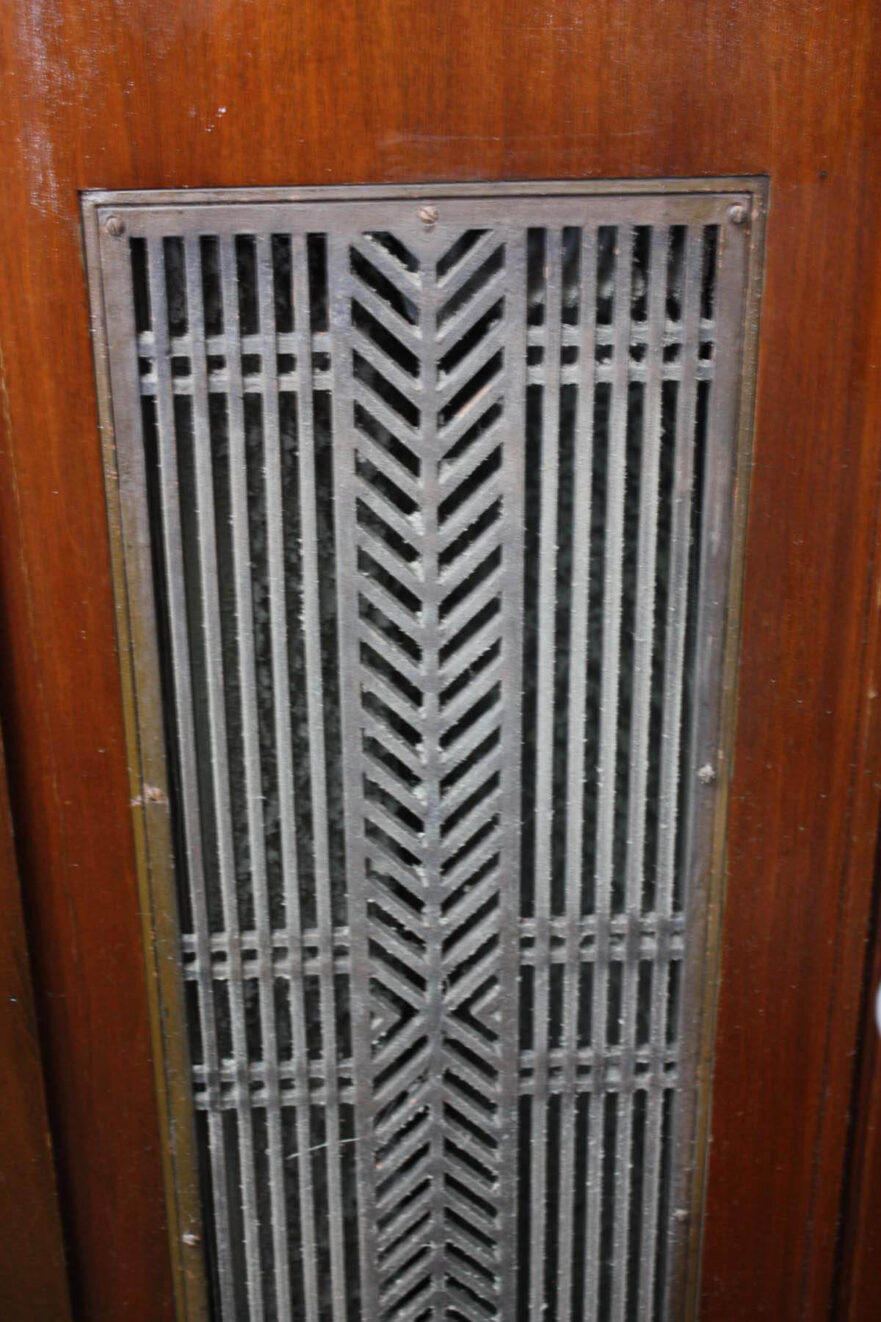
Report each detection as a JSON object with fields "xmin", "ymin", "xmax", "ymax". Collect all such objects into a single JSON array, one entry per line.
[
  {"xmin": 835, "ymin": 537, "xmax": 881, "ymax": 1320},
  {"xmin": 0, "ymin": 3, "xmax": 879, "ymax": 1320},
  {"xmin": 837, "ymin": 885, "xmax": 881, "ymax": 1320},
  {"xmin": 0, "ymin": 724, "xmax": 72, "ymax": 1321}
]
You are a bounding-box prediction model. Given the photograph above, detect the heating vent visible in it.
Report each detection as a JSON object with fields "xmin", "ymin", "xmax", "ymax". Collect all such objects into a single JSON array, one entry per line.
[{"xmin": 86, "ymin": 184, "xmax": 756, "ymax": 1322}]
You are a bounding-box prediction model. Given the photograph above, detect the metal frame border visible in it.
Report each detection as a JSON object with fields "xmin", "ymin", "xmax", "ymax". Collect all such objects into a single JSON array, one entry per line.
[
  {"xmin": 675, "ymin": 180, "xmax": 768, "ymax": 1321},
  {"xmin": 80, "ymin": 176, "xmax": 768, "ymax": 1322},
  {"xmin": 82, "ymin": 200, "xmax": 211, "ymax": 1322}
]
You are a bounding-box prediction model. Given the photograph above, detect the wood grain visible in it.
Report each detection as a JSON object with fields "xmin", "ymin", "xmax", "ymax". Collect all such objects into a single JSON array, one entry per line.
[
  {"xmin": 0, "ymin": 2, "xmax": 880, "ymax": 1318},
  {"xmin": 837, "ymin": 876, "xmax": 881, "ymax": 1320},
  {"xmin": 0, "ymin": 722, "xmax": 71, "ymax": 1321},
  {"xmin": 833, "ymin": 271, "xmax": 881, "ymax": 1315}
]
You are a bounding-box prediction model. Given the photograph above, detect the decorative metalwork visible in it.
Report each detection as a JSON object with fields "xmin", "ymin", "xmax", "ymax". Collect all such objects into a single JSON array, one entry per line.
[{"xmin": 83, "ymin": 182, "xmax": 763, "ymax": 1322}]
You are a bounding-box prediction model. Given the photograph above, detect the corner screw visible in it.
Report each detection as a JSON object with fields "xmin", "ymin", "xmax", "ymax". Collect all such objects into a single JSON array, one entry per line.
[
  {"xmin": 727, "ymin": 203, "xmax": 748, "ymax": 227},
  {"xmin": 418, "ymin": 205, "xmax": 438, "ymax": 228},
  {"xmin": 103, "ymin": 214, "xmax": 125, "ymax": 237}
]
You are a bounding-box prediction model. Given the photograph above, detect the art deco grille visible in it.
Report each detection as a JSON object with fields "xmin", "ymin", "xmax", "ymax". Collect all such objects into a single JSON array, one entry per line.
[{"xmin": 85, "ymin": 184, "xmax": 757, "ymax": 1322}]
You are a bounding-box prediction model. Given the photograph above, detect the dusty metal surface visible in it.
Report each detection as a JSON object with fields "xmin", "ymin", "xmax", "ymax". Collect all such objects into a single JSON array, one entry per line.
[{"xmin": 83, "ymin": 181, "xmax": 763, "ymax": 1322}]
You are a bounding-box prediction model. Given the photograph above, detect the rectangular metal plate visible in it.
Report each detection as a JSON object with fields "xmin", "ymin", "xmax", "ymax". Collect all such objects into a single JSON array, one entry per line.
[{"xmin": 83, "ymin": 180, "xmax": 764, "ymax": 1322}]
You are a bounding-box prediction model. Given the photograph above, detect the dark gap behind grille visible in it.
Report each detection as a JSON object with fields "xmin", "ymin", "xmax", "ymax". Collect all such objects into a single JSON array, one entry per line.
[
  {"xmin": 224, "ymin": 1111, "xmax": 250, "ymax": 1320},
  {"xmin": 307, "ymin": 235, "xmax": 329, "ymax": 331},
  {"xmin": 626, "ymin": 1092, "xmax": 648, "ymax": 1322},
  {"xmin": 674, "ymin": 377, "xmax": 710, "ymax": 914},
  {"xmin": 596, "ymin": 226, "xmax": 616, "ymax": 327},
  {"xmin": 520, "ymin": 384, "xmax": 543, "ymax": 918},
  {"xmin": 314, "ymin": 385, "xmax": 348, "ymax": 927},
  {"xmin": 173, "ymin": 391, "xmax": 223, "ymax": 930},
  {"xmin": 236, "ymin": 235, "xmax": 259, "ymax": 335},
  {"xmin": 581, "ymin": 382, "xmax": 610, "ymax": 915},
  {"xmin": 666, "ymin": 227, "xmax": 687, "ymax": 323},
  {"xmin": 551, "ymin": 384, "xmax": 576, "ymax": 915},
  {"xmin": 561, "ymin": 227, "xmax": 581, "ymax": 326},
  {"xmin": 700, "ymin": 226, "xmax": 719, "ymax": 321},
  {"xmin": 211, "ymin": 391, "xmax": 255, "ymax": 931},
  {"xmin": 598, "ymin": 1095, "xmax": 618, "ymax": 1319},
  {"xmin": 164, "ymin": 236, "xmax": 188, "ymax": 336},
  {"xmin": 544, "ymin": 1093, "xmax": 562, "ymax": 1321},
  {"xmin": 201, "ymin": 237, "xmax": 224, "ymax": 338},
  {"xmin": 526, "ymin": 228, "xmax": 546, "ymax": 327},
  {"xmin": 517, "ymin": 1095, "xmax": 532, "ymax": 1322},
  {"xmin": 272, "ymin": 235, "xmax": 294, "ymax": 334},
  {"xmin": 253, "ymin": 1108, "xmax": 278, "ymax": 1318},
  {"xmin": 282, "ymin": 1108, "xmax": 308, "ymax": 1322},
  {"xmin": 278, "ymin": 392, "xmax": 316, "ymax": 931},
  {"xmin": 243, "ymin": 393, "xmax": 281, "ymax": 933},
  {"xmin": 631, "ymin": 227, "xmax": 651, "ymax": 323},
  {"xmin": 653, "ymin": 1092, "xmax": 676, "ymax": 1318},
  {"xmin": 309, "ymin": 1106, "xmax": 334, "ymax": 1322},
  {"xmin": 611, "ymin": 384, "xmax": 644, "ymax": 912},
  {"xmin": 642, "ymin": 381, "xmax": 678, "ymax": 913},
  {"xmin": 130, "ymin": 237, "xmax": 151, "ymax": 333}
]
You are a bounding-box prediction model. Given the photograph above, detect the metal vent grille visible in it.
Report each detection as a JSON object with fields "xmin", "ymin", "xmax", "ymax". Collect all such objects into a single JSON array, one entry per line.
[{"xmin": 86, "ymin": 184, "xmax": 758, "ymax": 1322}]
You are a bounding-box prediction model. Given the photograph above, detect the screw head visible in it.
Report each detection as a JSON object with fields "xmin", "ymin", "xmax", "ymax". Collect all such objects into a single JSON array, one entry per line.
[
  {"xmin": 103, "ymin": 214, "xmax": 125, "ymax": 237},
  {"xmin": 418, "ymin": 205, "xmax": 438, "ymax": 228},
  {"xmin": 727, "ymin": 203, "xmax": 748, "ymax": 227},
  {"xmin": 697, "ymin": 762, "xmax": 717, "ymax": 785}
]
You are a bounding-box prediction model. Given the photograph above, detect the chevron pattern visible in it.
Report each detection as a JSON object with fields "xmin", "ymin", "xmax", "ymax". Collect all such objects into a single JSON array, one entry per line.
[{"xmin": 331, "ymin": 225, "xmax": 524, "ymax": 1322}]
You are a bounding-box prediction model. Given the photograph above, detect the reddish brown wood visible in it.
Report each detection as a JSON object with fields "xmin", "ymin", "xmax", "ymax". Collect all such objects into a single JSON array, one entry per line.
[
  {"xmin": 783, "ymin": 180, "xmax": 881, "ymax": 1322},
  {"xmin": 834, "ymin": 430, "xmax": 881, "ymax": 1322},
  {"xmin": 837, "ymin": 876, "xmax": 881, "ymax": 1319},
  {"xmin": 1, "ymin": 3, "xmax": 880, "ymax": 1319},
  {"xmin": 0, "ymin": 722, "xmax": 72, "ymax": 1322}
]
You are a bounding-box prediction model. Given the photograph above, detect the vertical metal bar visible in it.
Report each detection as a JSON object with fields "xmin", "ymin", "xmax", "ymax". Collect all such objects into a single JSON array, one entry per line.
[
  {"xmin": 184, "ymin": 234, "xmax": 265, "ymax": 1321},
  {"xmin": 220, "ymin": 234, "xmax": 292, "ymax": 1322},
  {"xmin": 653, "ymin": 230, "xmax": 703, "ymax": 977},
  {"xmin": 556, "ymin": 226, "xmax": 597, "ymax": 1322},
  {"xmin": 328, "ymin": 230, "xmax": 381, "ymax": 1321},
  {"xmin": 611, "ymin": 225, "xmax": 669, "ymax": 1322},
  {"xmin": 625, "ymin": 230, "xmax": 668, "ymax": 921},
  {"xmin": 284, "ymin": 234, "xmax": 349, "ymax": 1322},
  {"xmin": 628, "ymin": 225, "xmax": 675, "ymax": 1321},
  {"xmin": 624, "ymin": 227, "xmax": 669, "ymax": 924},
  {"xmin": 638, "ymin": 227, "xmax": 704, "ymax": 1319},
  {"xmin": 496, "ymin": 224, "xmax": 527, "ymax": 1322},
  {"xmin": 146, "ymin": 237, "xmax": 237, "ymax": 1322},
  {"xmin": 584, "ymin": 224, "xmax": 634, "ymax": 1321},
  {"xmin": 656, "ymin": 230, "xmax": 703, "ymax": 958},
  {"xmin": 420, "ymin": 241, "xmax": 447, "ymax": 1322},
  {"xmin": 248, "ymin": 230, "xmax": 323, "ymax": 1322},
  {"xmin": 529, "ymin": 228, "xmax": 563, "ymax": 1322},
  {"xmin": 609, "ymin": 225, "xmax": 642, "ymax": 1322}
]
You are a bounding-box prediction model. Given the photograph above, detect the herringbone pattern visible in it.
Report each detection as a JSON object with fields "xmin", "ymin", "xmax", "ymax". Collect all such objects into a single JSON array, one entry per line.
[{"xmin": 332, "ymin": 226, "xmax": 525, "ymax": 1322}]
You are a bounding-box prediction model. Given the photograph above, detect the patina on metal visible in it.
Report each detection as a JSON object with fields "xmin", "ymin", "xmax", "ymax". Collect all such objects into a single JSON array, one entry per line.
[{"xmin": 82, "ymin": 179, "xmax": 765, "ymax": 1322}]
